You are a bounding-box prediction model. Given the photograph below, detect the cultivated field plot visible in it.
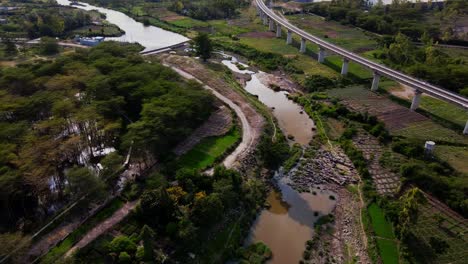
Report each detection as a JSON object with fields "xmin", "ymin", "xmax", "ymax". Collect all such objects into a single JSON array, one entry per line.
[
  {"xmin": 327, "ymin": 86, "xmax": 427, "ymax": 131},
  {"xmin": 353, "ymin": 131, "xmax": 400, "ymax": 195},
  {"xmin": 367, "ymin": 203, "xmax": 399, "ymax": 264},
  {"xmin": 410, "ymin": 200, "xmax": 468, "ymax": 264},
  {"xmin": 285, "ymin": 14, "xmax": 378, "ymax": 52}
]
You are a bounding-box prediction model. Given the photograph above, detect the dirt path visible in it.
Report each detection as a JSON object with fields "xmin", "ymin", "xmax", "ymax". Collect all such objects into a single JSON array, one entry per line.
[
  {"xmin": 64, "ymin": 201, "xmax": 138, "ymax": 258},
  {"xmin": 165, "ymin": 64, "xmax": 257, "ymax": 169}
]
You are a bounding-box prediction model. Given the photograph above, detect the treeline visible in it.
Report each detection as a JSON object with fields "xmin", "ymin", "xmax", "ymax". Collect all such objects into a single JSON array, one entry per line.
[
  {"xmin": 0, "ymin": 42, "xmax": 214, "ymax": 232},
  {"xmin": 377, "ymin": 33, "xmax": 468, "ymax": 95},
  {"xmin": 169, "ymin": 0, "xmax": 249, "ymax": 20},
  {"xmin": 0, "ymin": 4, "xmax": 93, "ymax": 38},
  {"xmin": 74, "ymin": 166, "xmax": 266, "ymax": 263},
  {"xmin": 303, "ymin": 0, "xmax": 468, "ymax": 44}
]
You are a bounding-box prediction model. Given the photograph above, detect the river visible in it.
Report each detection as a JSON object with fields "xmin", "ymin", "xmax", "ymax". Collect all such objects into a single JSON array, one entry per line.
[
  {"xmin": 221, "ymin": 55, "xmax": 336, "ymax": 263},
  {"xmin": 56, "ymin": 0, "xmax": 188, "ymax": 52},
  {"xmin": 221, "ymin": 57, "xmax": 315, "ymax": 145}
]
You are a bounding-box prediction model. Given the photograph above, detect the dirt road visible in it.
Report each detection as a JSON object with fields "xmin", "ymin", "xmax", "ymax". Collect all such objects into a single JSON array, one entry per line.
[
  {"xmin": 167, "ymin": 65, "xmax": 255, "ymax": 168},
  {"xmin": 64, "ymin": 201, "xmax": 138, "ymax": 258}
]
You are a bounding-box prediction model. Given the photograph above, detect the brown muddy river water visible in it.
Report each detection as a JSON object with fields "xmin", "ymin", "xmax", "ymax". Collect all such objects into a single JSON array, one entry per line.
[
  {"xmin": 221, "ymin": 58, "xmax": 315, "ymax": 145},
  {"xmin": 221, "ymin": 56, "xmax": 335, "ymax": 263},
  {"xmin": 246, "ymin": 174, "xmax": 336, "ymax": 264}
]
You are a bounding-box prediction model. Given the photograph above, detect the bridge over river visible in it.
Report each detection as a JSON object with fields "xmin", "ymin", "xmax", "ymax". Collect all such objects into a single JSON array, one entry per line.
[{"xmin": 255, "ymin": 0, "xmax": 468, "ymax": 134}]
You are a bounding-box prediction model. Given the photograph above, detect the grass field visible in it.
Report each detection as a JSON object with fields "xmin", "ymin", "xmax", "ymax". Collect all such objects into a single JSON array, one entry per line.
[
  {"xmin": 376, "ymin": 238, "xmax": 399, "ymax": 264},
  {"xmin": 368, "ymin": 203, "xmax": 395, "ymax": 239},
  {"xmin": 419, "ymin": 96, "xmax": 468, "ymax": 128},
  {"xmin": 434, "ymin": 145, "xmax": 468, "ymax": 175},
  {"xmin": 177, "ymin": 126, "xmax": 241, "ymax": 170},
  {"xmin": 238, "ymin": 37, "xmax": 338, "ymax": 80},
  {"xmin": 285, "ymin": 14, "xmax": 378, "ymax": 52},
  {"xmin": 393, "ymin": 120, "xmax": 468, "ymax": 145},
  {"xmin": 368, "ymin": 203, "xmax": 399, "ymax": 264}
]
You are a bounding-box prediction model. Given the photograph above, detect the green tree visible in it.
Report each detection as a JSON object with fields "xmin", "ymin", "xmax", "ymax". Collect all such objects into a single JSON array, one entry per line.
[
  {"xmin": 40, "ymin": 37, "xmax": 59, "ymax": 55},
  {"xmin": 191, "ymin": 193, "xmax": 224, "ymax": 226},
  {"xmin": 66, "ymin": 166, "xmax": 106, "ymax": 200},
  {"xmin": 387, "ymin": 33, "xmax": 413, "ymax": 65},
  {"xmin": 108, "ymin": 235, "xmax": 137, "ymax": 254},
  {"xmin": 138, "ymin": 225, "xmax": 155, "ymax": 261},
  {"xmin": 4, "ymin": 39, "xmax": 17, "ymax": 57},
  {"xmin": 100, "ymin": 152, "xmax": 124, "ymax": 187},
  {"xmin": 118, "ymin": 251, "xmax": 132, "ymax": 264},
  {"xmin": 193, "ymin": 32, "xmax": 212, "ymax": 62},
  {"xmin": 139, "ymin": 188, "xmax": 175, "ymax": 225}
]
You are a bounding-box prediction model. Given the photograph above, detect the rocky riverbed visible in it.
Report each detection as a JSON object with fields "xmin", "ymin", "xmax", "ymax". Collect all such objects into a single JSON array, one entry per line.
[{"xmin": 287, "ymin": 147, "xmax": 358, "ymax": 193}]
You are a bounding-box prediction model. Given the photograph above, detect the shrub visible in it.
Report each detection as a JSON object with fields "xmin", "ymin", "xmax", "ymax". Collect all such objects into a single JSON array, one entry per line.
[
  {"xmin": 304, "ymin": 75, "xmax": 335, "ymax": 92},
  {"xmin": 108, "ymin": 235, "xmax": 137, "ymax": 254},
  {"xmin": 118, "ymin": 252, "xmax": 131, "ymax": 264}
]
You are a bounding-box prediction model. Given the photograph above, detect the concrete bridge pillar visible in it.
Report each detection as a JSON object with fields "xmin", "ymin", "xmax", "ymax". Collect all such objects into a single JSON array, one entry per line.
[
  {"xmin": 410, "ymin": 89, "xmax": 423, "ymax": 111},
  {"xmin": 300, "ymin": 38, "xmax": 306, "ymax": 53},
  {"xmin": 276, "ymin": 24, "xmax": 282, "ymax": 38},
  {"xmin": 286, "ymin": 30, "xmax": 292, "ymax": 45},
  {"xmin": 371, "ymin": 72, "xmax": 380, "ymax": 92},
  {"xmin": 269, "ymin": 19, "xmax": 275, "ymax": 31},
  {"xmin": 341, "ymin": 58, "xmax": 349, "ymax": 75},
  {"xmin": 263, "ymin": 15, "xmax": 268, "ymax": 25},
  {"xmin": 464, "ymin": 120, "xmax": 468, "ymax": 135},
  {"xmin": 318, "ymin": 47, "xmax": 326, "ymax": 63}
]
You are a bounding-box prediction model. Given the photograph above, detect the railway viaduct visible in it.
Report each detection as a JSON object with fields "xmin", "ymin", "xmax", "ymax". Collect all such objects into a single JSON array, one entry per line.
[{"xmin": 255, "ymin": 0, "xmax": 468, "ymax": 135}]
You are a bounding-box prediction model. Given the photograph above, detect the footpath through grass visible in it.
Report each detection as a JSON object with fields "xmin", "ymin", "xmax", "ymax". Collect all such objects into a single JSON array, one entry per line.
[{"xmin": 177, "ymin": 126, "xmax": 241, "ymax": 170}]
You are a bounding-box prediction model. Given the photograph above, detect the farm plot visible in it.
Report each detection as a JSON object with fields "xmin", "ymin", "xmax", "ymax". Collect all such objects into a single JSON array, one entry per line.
[
  {"xmin": 368, "ymin": 203, "xmax": 400, "ymax": 264},
  {"xmin": 409, "ymin": 199, "xmax": 468, "ymax": 264},
  {"xmin": 353, "ymin": 131, "xmax": 400, "ymax": 195},
  {"xmin": 285, "ymin": 14, "xmax": 379, "ymax": 53},
  {"xmin": 328, "ymin": 86, "xmax": 468, "ymax": 145},
  {"xmin": 328, "ymin": 86, "xmax": 428, "ymax": 131}
]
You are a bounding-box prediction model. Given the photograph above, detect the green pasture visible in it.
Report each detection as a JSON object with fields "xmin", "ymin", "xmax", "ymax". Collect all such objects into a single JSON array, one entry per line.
[{"xmin": 177, "ymin": 127, "xmax": 240, "ymax": 170}]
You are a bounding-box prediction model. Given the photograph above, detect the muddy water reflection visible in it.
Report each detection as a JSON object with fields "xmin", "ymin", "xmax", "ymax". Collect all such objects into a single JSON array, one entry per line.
[
  {"xmin": 245, "ymin": 75, "xmax": 314, "ymax": 145},
  {"xmin": 247, "ymin": 175, "xmax": 336, "ymax": 264},
  {"xmin": 221, "ymin": 58, "xmax": 314, "ymax": 145}
]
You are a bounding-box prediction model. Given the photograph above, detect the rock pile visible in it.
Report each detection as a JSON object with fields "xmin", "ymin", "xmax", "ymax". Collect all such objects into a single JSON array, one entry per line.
[{"xmin": 288, "ymin": 147, "xmax": 358, "ymax": 192}]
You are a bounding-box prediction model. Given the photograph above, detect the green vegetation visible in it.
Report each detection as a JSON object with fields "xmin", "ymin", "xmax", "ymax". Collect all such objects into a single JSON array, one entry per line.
[
  {"xmin": 375, "ymin": 238, "xmax": 399, "ymax": 264},
  {"xmin": 0, "ymin": 42, "xmax": 214, "ymax": 233},
  {"xmin": 303, "ymin": 0, "xmax": 468, "ymax": 94},
  {"xmin": 0, "ymin": 1, "xmax": 122, "ymax": 39},
  {"xmin": 194, "ymin": 32, "xmax": 213, "ymax": 62},
  {"xmin": 177, "ymin": 126, "xmax": 241, "ymax": 170},
  {"xmin": 238, "ymin": 242, "xmax": 272, "ymax": 264},
  {"xmin": 41, "ymin": 198, "xmax": 125, "ymax": 263},
  {"xmin": 368, "ymin": 203, "xmax": 395, "ymax": 239},
  {"xmin": 304, "ymin": 0, "xmax": 467, "ymax": 44}
]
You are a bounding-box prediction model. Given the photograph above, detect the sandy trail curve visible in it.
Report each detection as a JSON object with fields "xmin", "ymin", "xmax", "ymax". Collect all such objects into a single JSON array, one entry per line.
[
  {"xmin": 65, "ymin": 201, "xmax": 138, "ymax": 258},
  {"xmin": 167, "ymin": 65, "xmax": 255, "ymax": 169}
]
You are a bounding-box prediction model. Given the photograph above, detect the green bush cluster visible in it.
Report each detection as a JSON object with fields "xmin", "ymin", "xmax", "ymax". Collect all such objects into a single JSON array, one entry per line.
[{"xmin": 215, "ymin": 41, "xmax": 303, "ymax": 74}]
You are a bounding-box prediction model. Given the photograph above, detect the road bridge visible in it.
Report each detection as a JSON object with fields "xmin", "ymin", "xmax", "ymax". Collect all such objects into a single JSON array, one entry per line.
[{"xmin": 255, "ymin": 0, "xmax": 468, "ymax": 134}]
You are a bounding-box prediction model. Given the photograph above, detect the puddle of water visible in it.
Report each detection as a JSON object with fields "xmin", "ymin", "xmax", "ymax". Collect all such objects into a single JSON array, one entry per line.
[
  {"xmin": 246, "ymin": 174, "xmax": 336, "ymax": 264},
  {"xmin": 221, "ymin": 57, "xmax": 314, "ymax": 145}
]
